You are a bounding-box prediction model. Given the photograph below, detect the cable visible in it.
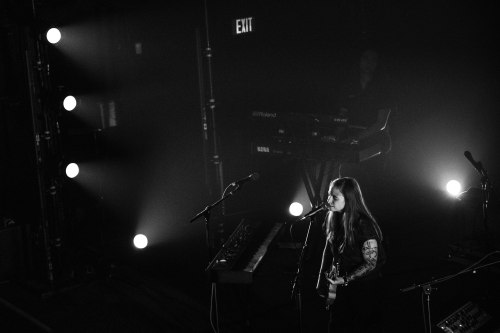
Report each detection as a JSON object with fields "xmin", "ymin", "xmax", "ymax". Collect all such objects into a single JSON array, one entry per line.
[
  {"xmin": 427, "ymin": 291, "xmax": 432, "ymax": 333},
  {"xmin": 209, "ymin": 282, "xmax": 219, "ymax": 333},
  {"xmin": 432, "ymin": 250, "xmax": 500, "ymax": 286},
  {"xmin": 421, "ymin": 292, "xmax": 428, "ymax": 333},
  {"xmin": 214, "ymin": 283, "xmax": 220, "ymax": 332}
]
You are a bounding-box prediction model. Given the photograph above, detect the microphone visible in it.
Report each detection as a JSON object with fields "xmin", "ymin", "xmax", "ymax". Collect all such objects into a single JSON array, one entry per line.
[
  {"xmin": 300, "ymin": 203, "xmax": 328, "ymax": 221},
  {"xmin": 464, "ymin": 151, "xmax": 484, "ymax": 176},
  {"xmin": 230, "ymin": 172, "xmax": 260, "ymax": 187}
]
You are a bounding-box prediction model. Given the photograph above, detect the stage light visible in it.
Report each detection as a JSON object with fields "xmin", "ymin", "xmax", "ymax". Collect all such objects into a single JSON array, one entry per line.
[
  {"xmin": 63, "ymin": 95, "xmax": 77, "ymax": 111},
  {"xmin": 446, "ymin": 180, "xmax": 462, "ymax": 197},
  {"xmin": 46, "ymin": 28, "xmax": 61, "ymax": 44},
  {"xmin": 289, "ymin": 202, "xmax": 304, "ymax": 216},
  {"xmin": 133, "ymin": 234, "xmax": 148, "ymax": 249},
  {"xmin": 65, "ymin": 163, "xmax": 79, "ymax": 178}
]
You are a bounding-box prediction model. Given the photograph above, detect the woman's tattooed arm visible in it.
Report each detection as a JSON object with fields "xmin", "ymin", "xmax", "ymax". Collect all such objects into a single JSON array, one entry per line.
[{"xmin": 347, "ymin": 239, "xmax": 378, "ymax": 281}]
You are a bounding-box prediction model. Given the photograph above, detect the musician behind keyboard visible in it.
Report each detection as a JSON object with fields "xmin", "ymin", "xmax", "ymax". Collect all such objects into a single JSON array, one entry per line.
[{"xmin": 331, "ymin": 48, "xmax": 393, "ymax": 146}]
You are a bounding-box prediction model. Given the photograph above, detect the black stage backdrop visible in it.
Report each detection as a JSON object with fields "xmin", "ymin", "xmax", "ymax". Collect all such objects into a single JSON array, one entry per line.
[{"xmin": 1, "ymin": 0, "xmax": 499, "ymax": 332}]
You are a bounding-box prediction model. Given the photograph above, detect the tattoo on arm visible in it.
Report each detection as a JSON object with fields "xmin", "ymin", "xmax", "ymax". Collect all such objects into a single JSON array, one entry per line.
[{"xmin": 347, "ymin": 239, "xmax": 378, "ymax": 281}]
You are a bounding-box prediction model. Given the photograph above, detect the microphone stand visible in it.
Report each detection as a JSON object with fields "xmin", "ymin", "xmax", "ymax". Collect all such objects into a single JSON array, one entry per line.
[
  {"xmin": 400, "ymin": 251, "xmax": 500, "ymax": 333},
  {"xmin": 464, "ymin": 151, "xmax": 493, "ymax": 250},
  {"xmin": 479, "ymin": 166, "xmax": 491, "ymax": 249},
  {"xmin": 190, "ymin": 183, "xmax": 242, "ymax": 333},
  {"xmin": 290, "ymin": 206, "xmax": 324, "ymax": 333},
  {"xmin": 190, "ymin": 184, "xmax": 239, "ymax": 224}
]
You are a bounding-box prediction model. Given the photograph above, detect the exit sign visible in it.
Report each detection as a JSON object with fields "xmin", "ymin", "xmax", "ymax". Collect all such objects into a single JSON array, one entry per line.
[{"xmin": 233, "ymin": 17, "xmax": 254, "ymax": 35}]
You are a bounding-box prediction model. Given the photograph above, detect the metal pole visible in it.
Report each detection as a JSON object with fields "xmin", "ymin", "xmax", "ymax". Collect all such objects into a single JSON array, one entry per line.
[
  {"xmin": 196, "ymin": 29, "xmax": 211, "ymax": 196},
  {"xmin": 25, "ymin": 43, "xmax": 55, "ymax": 287},
  {"xmin": 201, "ymin": 0, "xmax": 225, "ymax": 248}
]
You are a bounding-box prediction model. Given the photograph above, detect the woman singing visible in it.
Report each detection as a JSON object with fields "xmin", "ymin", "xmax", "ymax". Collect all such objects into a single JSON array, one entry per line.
[{"xmin": 317, "ymin": 177, "xmax": 385, "ymax": 332}]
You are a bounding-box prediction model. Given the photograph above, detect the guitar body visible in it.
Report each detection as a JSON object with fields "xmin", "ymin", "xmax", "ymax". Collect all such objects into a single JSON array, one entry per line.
[
  {"xmin": 317, "ymin": 218, "xmax": 345, "ymax": 310},
  {"xmin": 325, "ymin": 261, "xmax": 340, "ymax": 309}
]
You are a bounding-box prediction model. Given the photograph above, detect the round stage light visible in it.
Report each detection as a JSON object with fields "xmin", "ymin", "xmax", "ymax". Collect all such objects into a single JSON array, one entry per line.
[
  {"xmin": 133, "ymin": 234, "xmax": 148, "ymax": 249},
  {"xmin": 46, "ymin": 28, "xmax": 61, "ymax": 44},
  {"xmin": 65, "ymin": 163, "xmax": 79, "ymax": 178},
  {"xmin": 446, "ymin": 180, "xmax": 462, "ymax": 197},
  {"xmin": 289, "ymin": 202, "xmax": 304, "ymax": 216},
  {"xmin": 63, "ymin": 95, "xmax": 77, "ymax": 111}
]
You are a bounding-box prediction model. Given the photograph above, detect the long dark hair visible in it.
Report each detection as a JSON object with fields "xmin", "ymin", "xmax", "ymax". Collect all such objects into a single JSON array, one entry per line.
[{"xmin": 325, "ymin": 177, "xmax": 383, "ymax": 248}]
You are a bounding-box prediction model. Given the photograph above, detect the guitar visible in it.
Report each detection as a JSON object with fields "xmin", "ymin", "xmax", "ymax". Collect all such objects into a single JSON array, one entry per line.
[{"xmin": 325, "ymin": 260, "xmax": 340, "ymax": 310}]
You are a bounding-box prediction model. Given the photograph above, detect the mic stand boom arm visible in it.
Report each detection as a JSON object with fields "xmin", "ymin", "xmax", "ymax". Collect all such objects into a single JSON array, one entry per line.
[
  {"xmin": 190, "ymin": 190, "xmax": 233, "ymax": 224},
  {"xmin": 401, "ymin": 251, "xmax": 500, "ymax": 333},
  {"xmin": 190, "ymin": 183, "xmax": 245, "ymax": 263},
  {"xmin": 189, "ymin": 183, "xmax": 245, "ymax": 333}
]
